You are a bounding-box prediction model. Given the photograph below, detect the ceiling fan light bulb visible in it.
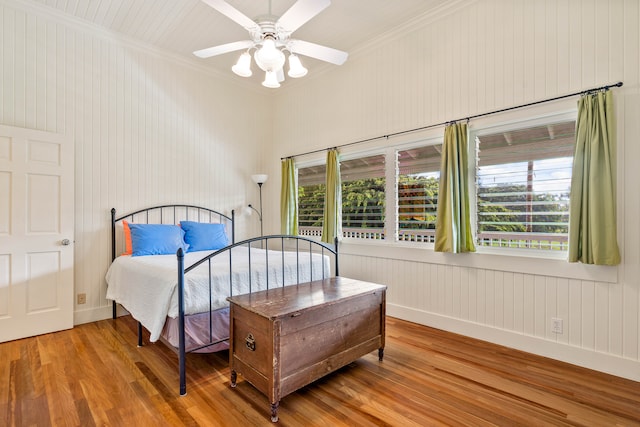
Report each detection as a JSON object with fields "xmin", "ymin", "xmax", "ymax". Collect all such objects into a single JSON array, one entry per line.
[
  {"xmin": 287, "ymin": 54, "xmax": 308, "ymax": 78},
  {"xmin": 254, "ymin": 38, "xmax": 286, "ymax": 72},
  {"xmin": 262, "ymin": 70, "xmax": 280, "ymax": 88},
  {"xmin": 232, "ymin": 52, "xmax": 252, "ymax": 77}
]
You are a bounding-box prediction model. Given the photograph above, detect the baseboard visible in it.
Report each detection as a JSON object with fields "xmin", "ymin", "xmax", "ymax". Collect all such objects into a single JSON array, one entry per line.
[
  {"xmin": 387, "ymin": 303, "xmax": 640, "ymax": 383},
  {"xmin": 73, "ymin": 304, "xmax": 129, "ymax": 325}
]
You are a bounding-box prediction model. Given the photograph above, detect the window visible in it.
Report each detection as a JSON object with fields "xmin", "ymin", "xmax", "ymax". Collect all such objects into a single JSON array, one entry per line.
[
  {"xmin": 474, "ymin": 119, "xmax": 575, "ymax": 251},
  {"xmin": 296, "ymin": 112, "xmax": 576, "ymax": 254},
  {"xmin": 341, "ymin": 154, "xmax": 386, "ymax": 240},
  {"xmin": 397, "ymin": 145, "xmax": 441, "ymax": 243},
  {"xmin": 298, "ymin": 164, "xmax": 325, "ymax": 238}
]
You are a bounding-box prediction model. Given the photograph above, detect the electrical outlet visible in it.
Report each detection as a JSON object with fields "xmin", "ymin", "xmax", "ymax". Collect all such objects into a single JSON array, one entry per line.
[
  {"xmin": 77, "ymin": 293, "xmax": 86, "ymax": 305},
  {"xmin": 551, "ymin": 317, "xmax": 563, "ymax": 334}
]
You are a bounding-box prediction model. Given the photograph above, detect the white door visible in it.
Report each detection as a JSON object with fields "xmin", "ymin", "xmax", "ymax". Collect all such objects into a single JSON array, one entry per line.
[{"xmin": 0, "ymin": 125, "xmax": 74, "ymax": 342}]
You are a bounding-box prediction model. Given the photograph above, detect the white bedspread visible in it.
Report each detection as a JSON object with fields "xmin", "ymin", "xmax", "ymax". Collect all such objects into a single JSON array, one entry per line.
[{"xmin": 105, "ymin": 247, "xmax": 330, "ymax": 341}]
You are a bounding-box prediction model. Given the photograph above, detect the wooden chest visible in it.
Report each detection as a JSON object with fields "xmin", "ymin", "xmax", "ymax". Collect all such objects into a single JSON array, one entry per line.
[{"xmin": 227, "ymin": 276, "xmax": 386, "ymax": 422}]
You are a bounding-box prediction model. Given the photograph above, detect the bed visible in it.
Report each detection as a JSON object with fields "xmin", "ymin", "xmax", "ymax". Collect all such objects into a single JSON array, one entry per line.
[{"xmin": 105, "ymin": 205, "xmax": 338, "ymax": 395}]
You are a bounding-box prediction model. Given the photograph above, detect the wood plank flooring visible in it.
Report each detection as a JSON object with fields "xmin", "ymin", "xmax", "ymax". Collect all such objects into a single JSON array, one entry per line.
[{"xmin": 1, "ymin": 315, "xmax": 639, "ymax": 426}]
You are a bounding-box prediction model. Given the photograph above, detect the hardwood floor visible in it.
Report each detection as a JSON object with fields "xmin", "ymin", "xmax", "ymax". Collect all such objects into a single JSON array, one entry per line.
[{"xmin": 2, "ymin": 315, "xmax": 639, "ymax": 426}]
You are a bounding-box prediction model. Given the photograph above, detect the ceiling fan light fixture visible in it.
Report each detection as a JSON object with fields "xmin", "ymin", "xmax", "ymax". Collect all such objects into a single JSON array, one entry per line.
[
  {"xmin": 287, "ymin": 54, "xmax": 308, "ymax": 78},
  {"xmin": 231, "ymin": 52, "xmax": 252, "ymax": 77},
  {"xmin": 254, "ymin": 37, "xmax": 286, "ymax": 72},
  {"xmin": 262, "ymin": 70, "xmax": 281, "ymax": 88},
  {"xmin": 195, "ymin": 0, "xmax": 349, "ymax": 88}
]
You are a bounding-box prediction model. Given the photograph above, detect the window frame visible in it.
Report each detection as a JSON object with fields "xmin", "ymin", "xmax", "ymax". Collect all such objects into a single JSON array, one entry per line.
[
  {"xmin": 340, "ymin": 150, "xmax": 387, "ymax": 240},
  {"xmin": 468, "ymin": 110, "xmax": 578, "ymax": 259},
  {"xmin": 394, "ymin": 137, "xmax": 444, "ymax": 245}
]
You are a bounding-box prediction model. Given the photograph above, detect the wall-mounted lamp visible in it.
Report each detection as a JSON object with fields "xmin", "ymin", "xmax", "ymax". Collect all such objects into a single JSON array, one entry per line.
[{"xmin": 246, "ymin": 174, "xmax": 268, "ymax": 237}]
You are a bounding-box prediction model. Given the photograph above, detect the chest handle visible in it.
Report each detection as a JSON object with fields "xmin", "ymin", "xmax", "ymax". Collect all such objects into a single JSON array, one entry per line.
[{"xmin": 245, "ymin": 333, "xmax": 256, "ymax": 351}]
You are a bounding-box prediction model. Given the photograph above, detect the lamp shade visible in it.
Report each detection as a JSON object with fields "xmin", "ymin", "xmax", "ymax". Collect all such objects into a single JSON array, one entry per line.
[
  {"xmin": 251, "ymin": 174, "xmax": 268, "ymax": 184},
  {"xmin": 262, "ymin": 71, "xmax": 280, "ymax": 88},
  {"xmin": 287, "ymin": 54, "xmax": 308, "ymax": 78},
  {"xmin": 232, "ymin": 52, "xmax": 252, "ymax": 77}
]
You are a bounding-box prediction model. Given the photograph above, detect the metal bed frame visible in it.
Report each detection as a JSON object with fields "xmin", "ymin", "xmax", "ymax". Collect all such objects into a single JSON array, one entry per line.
[{"xmin": 109, "ymin": 205, "xmax": 338, "ymax": 395}]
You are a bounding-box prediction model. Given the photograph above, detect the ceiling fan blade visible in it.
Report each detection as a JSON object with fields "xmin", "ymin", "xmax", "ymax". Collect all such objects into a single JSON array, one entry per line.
[
  {"xmin": 277, "ymin": 0, "xmax": 330, "ymax": 33},
  {"xmin": 200, "ymin": 0, "xmax": 258, "ymax": 31},
  {"xmin": 289, "ymin": 39, "xmax": 348, "ymax": 65},
  {"xmin": 193, "ymin": 40, "xmax": 253, "ymax": 58}
]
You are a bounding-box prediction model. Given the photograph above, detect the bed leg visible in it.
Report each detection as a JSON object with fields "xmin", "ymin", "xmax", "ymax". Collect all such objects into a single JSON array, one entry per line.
[
  {"xmin": 179, "ymin": 354, "xmax": 186, "ymax": 396},
  {"xmin": 137, "ymin": 322, "xmax": 143, "ymax": 347},
  {"xmin": 378, "ymin": 348, "xmax": 384, "ymax": 361},
  {"xmin": 112, "ymin": 301, "xmax": 117, "ymax": 319}
]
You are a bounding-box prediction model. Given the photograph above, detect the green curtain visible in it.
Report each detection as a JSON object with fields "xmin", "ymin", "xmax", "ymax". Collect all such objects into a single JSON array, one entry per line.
[
  {"xmin": 280, "ymin": 158, "xmax": 298, "ymax": 235},
  {"xmin": 321, "ymin": 149, "xmax": 342, "ymax": 243},
  {"xmin": 568, "ymin": 90, "xmax": 620, "ymax": 265},
  {"xmin": 435, "ymin": 122, "xmax": 475, "ymax": 253}
]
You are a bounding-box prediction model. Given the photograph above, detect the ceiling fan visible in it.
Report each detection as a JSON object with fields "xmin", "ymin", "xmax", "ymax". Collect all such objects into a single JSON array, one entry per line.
[{"xmin": 193, "ymin": 0, "xmax": 349, "ymax": 88}]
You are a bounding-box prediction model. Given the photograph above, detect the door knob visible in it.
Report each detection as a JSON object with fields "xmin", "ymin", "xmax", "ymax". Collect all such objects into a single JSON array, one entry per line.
[{"xmin": 61, "ymin": 239, "xmax": 71, "ymax": 246}]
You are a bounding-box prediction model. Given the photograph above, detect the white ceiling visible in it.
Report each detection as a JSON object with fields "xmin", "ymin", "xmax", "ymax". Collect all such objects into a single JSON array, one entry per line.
[{"xmin": 30, "ymin": 0, "xmax": 450, "ymax": 87}]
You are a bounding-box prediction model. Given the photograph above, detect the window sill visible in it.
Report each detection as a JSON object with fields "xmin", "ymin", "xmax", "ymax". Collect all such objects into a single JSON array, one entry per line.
[{"xmin": 338, "ymin": 239, "xmax": 618, "ymax": 283}]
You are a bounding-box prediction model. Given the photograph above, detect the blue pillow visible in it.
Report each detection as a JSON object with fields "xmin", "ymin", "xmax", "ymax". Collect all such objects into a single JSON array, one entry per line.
[
  {"xmin": 129, "ymin": 223, "xmax": 189, "ymax": 256},
  {"xmin": 180, "ymin": 221, "xmax": 228, "ymax": 252}
]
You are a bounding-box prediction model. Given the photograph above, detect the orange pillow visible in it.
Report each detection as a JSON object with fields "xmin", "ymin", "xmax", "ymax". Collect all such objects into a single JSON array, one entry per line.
[{"xmin": 123, "ymin": 220, "xmax": 132, "ymax": 255}]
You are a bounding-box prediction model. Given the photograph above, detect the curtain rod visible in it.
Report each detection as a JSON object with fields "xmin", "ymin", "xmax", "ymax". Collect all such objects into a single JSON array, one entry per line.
[{"xmin": 281, "ymin": 81, "xmax": 623, "ymax": 160}]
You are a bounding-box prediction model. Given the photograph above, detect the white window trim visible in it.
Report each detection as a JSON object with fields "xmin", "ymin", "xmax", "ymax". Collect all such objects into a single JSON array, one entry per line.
[{"xmin": 468, "ymin": 109, "xmax": 578, "ymax": 259}]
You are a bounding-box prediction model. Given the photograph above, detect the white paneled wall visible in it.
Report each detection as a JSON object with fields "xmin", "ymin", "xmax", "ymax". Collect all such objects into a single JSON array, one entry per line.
[
  {"xmin": 1, "ymin": 2, "xmax": 272, "ymax": 322},
  {"xmin": 274, "ymin": 0, "xmax": 640, "ymax": 380}
]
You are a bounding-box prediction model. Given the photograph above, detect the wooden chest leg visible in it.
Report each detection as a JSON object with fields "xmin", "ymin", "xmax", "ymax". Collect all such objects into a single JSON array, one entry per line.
[
  {"xmin": 270, "ymin": 401, "xmax": 279, "ymax": 422},
  {"xmin": 378, "ymin": 348, "xmax": 384, "ymax": 361},
  {"xmin": 230, "ymin": 370, "xmax": 237, "ymax": 388}
]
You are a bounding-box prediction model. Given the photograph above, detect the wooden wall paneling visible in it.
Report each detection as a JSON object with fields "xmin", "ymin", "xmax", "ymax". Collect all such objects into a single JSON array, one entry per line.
[
  {"xmin": 467, "ymin": 267, "xmax": 478, "ymax": 322},
  {"xmin": 543, "ymin": 276, "xmax": 558, "ymax": 341},
  {"xmin": 608, "ymin": 281, "xmax": 623, "ymax": 356},
  {"xmin": 567, "ymin": 278, "xmax": 582, "ymax": 347},
  {"xmin": 475, "ymin": 268, "xmax": 487, "ymax": 325},
  {"xmin": 512, "ymin": 272, "xmax": 524, "ymax": 334},
  {"xmin": 466, "ymin": 2, "xmax": 480, "ymax": 115},
  {"xmin": 556, "ymin": 277, "xmax": 570, "ymax": 345},
  {"xmin": 450, "ymin": 265, "xmax": 461, "ymax": 319},
  {"xmin": 544, "ymin": 0, "xmax": 558, "ymax": 97},
  {"xmin": 556, "ymin": 0, "xmax": 570, "ymax": 93},
  {"xmin": 522, "ymin": 0, "xmax": 536, "ymax": 101},
  {"xmin": 581, "ymin": 280, "xmax": 596, "ymax": 350},
  {"xmin": 608, "ymin": 1, "xmax": 624, "ymax": 82},
  {"xmin": 484, "ymin": 1, "xmax": 498, "ymax": 111},
  {"xmin": 484, "ymin": 269, "xmax": 495, "ymax": 327},
  {"xmin": 594, "ymin": 0, "xmax": 611, "ymax": 85},
  {"xmin": 14, "ymin": 8, "xmax": 26, "ymax": 128},
  {"xmin": 580, "ymin": 1, "xmax": 596, "ymax": 87},
  {"xmin": 594, "ymin": 282, "xmax": 611, "ymax": 354},
  {"xmin": 0, "ymin": 4, "xmax": 7, "ymax": 122},
  {"xmin": 500, "ymin": 271, "xmax": 513, "ymax": 331},
  {"xmin": 494, "ymin": 270, "xmax": 505, "ymax": 329},
  {"xmin": 532, "ymin": 0, "xmax": 547, "ymax": 99}
]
